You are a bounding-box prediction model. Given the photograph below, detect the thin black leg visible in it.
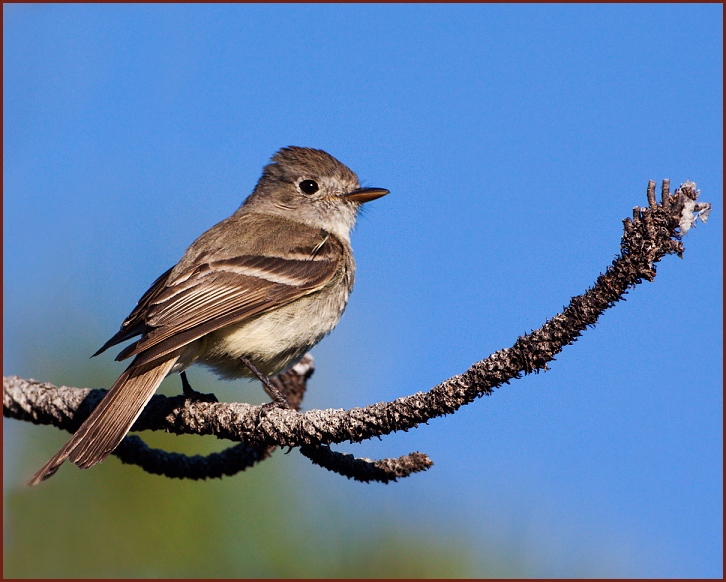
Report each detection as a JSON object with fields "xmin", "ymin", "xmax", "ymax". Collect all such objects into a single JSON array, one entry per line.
[
  {"xmin": 240, "ymin": 357, "xmax": 290, "ymax": 409},
  {"xmin": 180, "ymin": 371, "xmax": 218, "ymax": 403}
]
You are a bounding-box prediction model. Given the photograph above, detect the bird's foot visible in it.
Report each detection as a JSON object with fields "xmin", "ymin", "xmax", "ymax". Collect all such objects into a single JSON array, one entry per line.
[
  {"xmin": 180, "ymin": 371, "xmax": 219, "ymax": 403},
  {"xmin": 239, "ymin": 357, "xmax": 291, "ymax": 409}
]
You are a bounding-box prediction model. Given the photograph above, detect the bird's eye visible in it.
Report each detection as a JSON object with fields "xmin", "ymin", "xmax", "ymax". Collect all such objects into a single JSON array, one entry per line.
[{"xmin": 299, "ymin": 179, "xmax": 319, "ymax": 195}]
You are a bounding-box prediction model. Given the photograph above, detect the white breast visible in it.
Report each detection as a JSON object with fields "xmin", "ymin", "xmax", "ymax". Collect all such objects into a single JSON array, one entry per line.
[{"xmin": 188, "ymin": 280, "xmax": 351, "ymax": 379}]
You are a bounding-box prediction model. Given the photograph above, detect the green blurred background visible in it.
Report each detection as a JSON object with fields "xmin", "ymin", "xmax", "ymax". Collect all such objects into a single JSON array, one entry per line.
[{"xmin": 4, "ymin": 308, "xmax": 528, "ymax": 578}]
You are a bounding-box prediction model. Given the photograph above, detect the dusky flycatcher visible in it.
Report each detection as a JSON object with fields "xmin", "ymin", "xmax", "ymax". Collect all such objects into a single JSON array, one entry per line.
[{"xmin": 28, "ymin": 146, "xmax": 388, "ymax": 485}]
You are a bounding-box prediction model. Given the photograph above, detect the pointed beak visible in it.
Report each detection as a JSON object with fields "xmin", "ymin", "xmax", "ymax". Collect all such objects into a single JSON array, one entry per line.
[{"xmin": 344, "ymin": 187, "xmax": 389, "ymax": 204}]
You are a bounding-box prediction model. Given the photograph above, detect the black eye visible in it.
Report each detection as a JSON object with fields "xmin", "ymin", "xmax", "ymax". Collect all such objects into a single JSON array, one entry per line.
[{"xmin": 299, "ymin": 179, "xmax": 319, "ymax": 195}]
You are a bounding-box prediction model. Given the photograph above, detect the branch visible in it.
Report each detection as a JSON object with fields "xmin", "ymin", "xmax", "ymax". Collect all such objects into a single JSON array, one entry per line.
[
  {"xmin": 4, "ymin": 356, "xmax": 431, "ymax": 483},
  {"xmin": 4, "ymin": 181, "xmax": 710, "ymax": 483}
]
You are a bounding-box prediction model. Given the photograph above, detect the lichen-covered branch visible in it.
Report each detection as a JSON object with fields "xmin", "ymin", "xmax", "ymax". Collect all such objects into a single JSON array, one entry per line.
[
  {"xmin": 114, "ymin": 437, "xmax": 273, "ymax": 480},
  {"xmin": 3, "ymin": 181, "xmax": 710, "ymax": 484},
  {"xmin": 3, "ymin": 355, "xmax": 430, "ymax": 483}
]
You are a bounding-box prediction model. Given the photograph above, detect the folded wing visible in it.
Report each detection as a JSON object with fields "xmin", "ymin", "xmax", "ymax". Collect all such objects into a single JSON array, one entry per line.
[{"xmin": 103, "ymin": 231, "xmax": 342, "ymax": 367}]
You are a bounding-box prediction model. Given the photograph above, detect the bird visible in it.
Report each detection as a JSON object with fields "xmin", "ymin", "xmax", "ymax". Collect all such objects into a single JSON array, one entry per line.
[{"xmin": 27, "ymin": 146, "xmax": 388, "ymax": 485}]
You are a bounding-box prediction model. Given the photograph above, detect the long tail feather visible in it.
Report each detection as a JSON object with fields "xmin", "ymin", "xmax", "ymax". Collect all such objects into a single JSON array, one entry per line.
[{"xmin": 27, "ymin": 354, "xmax": 180, "ymax": 486}]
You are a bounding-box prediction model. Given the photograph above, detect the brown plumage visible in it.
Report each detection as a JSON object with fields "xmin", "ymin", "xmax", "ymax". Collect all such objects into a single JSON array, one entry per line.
[
  {"xmin": 28, "ymin": 146, "xmax": 388, "ymax": 485},
  {"xmin": 27, "ymin": 355, "xmax": 179, "ymax": 485}
]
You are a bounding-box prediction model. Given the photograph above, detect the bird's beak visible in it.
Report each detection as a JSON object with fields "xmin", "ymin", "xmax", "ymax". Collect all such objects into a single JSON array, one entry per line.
[{"xmin": 344, "ymin": 187, "xmax": 389, "ymax": 204}]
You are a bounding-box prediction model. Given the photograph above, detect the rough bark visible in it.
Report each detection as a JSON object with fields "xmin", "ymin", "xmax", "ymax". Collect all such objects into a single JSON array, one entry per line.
[{"xmin": 3, "ymin": 181, "xmax": 711, "ymax": 484}]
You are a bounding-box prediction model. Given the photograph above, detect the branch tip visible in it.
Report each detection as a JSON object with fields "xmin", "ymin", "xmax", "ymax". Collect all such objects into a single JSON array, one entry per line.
[{"xmin": 4, "ymin": 179, "xmax": 711, "ymax": 484}]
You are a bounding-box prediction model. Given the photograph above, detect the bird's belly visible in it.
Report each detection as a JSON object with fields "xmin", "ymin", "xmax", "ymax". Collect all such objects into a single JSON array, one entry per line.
[{"xmin": 192, "ymin": 289, "xmax": 349, "ymax": 379}]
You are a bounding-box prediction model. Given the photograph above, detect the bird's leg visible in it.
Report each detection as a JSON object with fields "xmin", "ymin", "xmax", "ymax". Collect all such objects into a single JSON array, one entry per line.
[
  {"xmin": 240, "ymin": 357, "xmax": 290, "ymax": 409},
  {"xmin": 180, "ymin": 371, "xmax": 218, "ymax": 403}
]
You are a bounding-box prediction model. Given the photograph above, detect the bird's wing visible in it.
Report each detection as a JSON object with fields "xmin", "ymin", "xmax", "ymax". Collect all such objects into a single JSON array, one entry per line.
[
  {"xmin": 114, "ymin": 233, "xmax": 343, "ymax": 366},
  {"xmin": 92, "ymin": 266, "xmax": 175, "ymax": 357}
]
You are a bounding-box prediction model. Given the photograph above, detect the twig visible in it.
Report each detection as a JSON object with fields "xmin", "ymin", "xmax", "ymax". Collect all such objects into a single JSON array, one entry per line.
[{"xmin": 3, "ymin": 181, "xmax": 710, "ymax": 483}]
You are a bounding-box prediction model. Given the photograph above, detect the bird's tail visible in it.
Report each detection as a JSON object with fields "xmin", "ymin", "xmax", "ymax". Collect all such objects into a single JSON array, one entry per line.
[{"xmin": 26, "ymin": 355, "xmax": 180, "ymax": 486}]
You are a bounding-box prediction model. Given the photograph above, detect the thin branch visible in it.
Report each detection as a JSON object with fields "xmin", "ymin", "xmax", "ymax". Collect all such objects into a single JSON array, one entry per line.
[
  {"xmin": 114, "ymin": 437, "xmax": 273, "ymax": 480},
  {"xmin": 3, "ymin": 181, "xmax": 710, "ymax": 483},
  {"xmin": 4, "ymin": 355, "xmax": 430, "ymax": 483},
  {"xmin": 299, "ymin": 446, "xmax": 433, "ymax": 484}
]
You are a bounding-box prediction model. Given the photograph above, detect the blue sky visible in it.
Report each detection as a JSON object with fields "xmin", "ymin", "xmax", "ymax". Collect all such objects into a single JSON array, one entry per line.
[{"xmin": 3, "ymin": 4, "xmax": 722, "ymax": 577}]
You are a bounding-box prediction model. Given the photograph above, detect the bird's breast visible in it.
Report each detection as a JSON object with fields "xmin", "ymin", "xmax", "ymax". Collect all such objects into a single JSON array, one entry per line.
[{"xmin": 192, "ymin": 269, "xmax": 353, "ymax": 379}]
